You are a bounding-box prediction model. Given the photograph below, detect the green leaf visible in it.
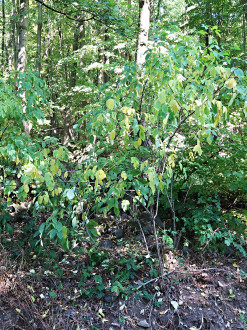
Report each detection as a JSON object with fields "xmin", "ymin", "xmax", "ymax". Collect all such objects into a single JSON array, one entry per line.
[
  {"xmin": 158, "ymin": 91, "xmax": 166, "ymax": 104},
  {"xmin": 62, "ymin": 226, "xmax": 67, "ymax": 239},
  {"xmin": 50, "ymin": 291, "xmax": 57, "ymax": 298}
]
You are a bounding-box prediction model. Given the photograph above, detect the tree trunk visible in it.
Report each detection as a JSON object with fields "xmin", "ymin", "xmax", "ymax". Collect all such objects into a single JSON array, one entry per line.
[
  {"xmin": 136, "ymin": 0, "xmax": 150, "ymax": 66},
  {"xmin": 103, "ymin": 27, "xmax": 110, "ymax": 84},
  {"xmin": 17, "ymin": 0, "xmax": 32, "ymax": 137},
  {"xmin": 2, "ymin": 0, "xmax": 5, "ymax": 73},
  {"xmin": 11, "ymin": 0, "xmax": 18, "ymax": 69},
  {"xmin": 36, "ymin": 2, "xmax": 42, "ymax": 74},
  {"xmin": 17, "ymin": 0, "xmax": 29, "ymax": 72},
  {"xmin": 242, "ymin": 0, "xmax": 247, "ymax": 55}
]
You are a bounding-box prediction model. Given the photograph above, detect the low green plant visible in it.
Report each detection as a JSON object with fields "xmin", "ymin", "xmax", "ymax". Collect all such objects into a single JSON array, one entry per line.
[
  {"xmin": 240, "ymin": 312, "xmax": 247, "ymax": 329},
  {"xmin": 181, "ymin": 195, "xmax": 247, "ymax": 255}
]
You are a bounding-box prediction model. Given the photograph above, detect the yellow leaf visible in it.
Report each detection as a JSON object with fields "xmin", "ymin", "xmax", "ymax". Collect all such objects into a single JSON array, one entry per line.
[
  {"xmin": 201, "ymin": 293, "xmax": 208, "ymax": 297},
  {"xmin": 134, "ymin": 138, "xmax": 142, "ymax": 149},
  {"xmin": 121, "ymin": 106, "xmax": 128, "ymax": 114},
  {"xmin": 160, "ymin": 310, "xmax": 168, "ymax": 315},
  {"xmin": 64, "ymin": 171, "xmax": 68, "ymax": 178},
  {"xmin": 134, "ymin": 140, "xmax": 139, "ymax": 149},
  {"xmin": 24, "ymin": 184, "xmax": 29, "ymax": 193},
  {"xmin": 124, "ymin": 116, "xmax": 130, "ymax": 130},
  {"xmin": 225, "ymin": 78, "xmax": 237, "ymax": 89},
  {"xmin": 50, "ymin": 163, "xmax": 59, "ymax": 176},
  {"xmin": 106, "ymin": 99, "xmax": 114, "ymax": 110},
  {"xmin": 189, "ymin": 151, "xmax": 194, "ymax": 161},
  {"xmin": 96, "ymin": 169, "xmax": 106, "ymax": 186},
  {"xmin": 193, "ymin": 140, "xmax": 202, "ymax": 156},
  {"xmin": 110, "ymin": 130, "xmax": 116, "ymax": 140},
  {"xmin": 127, "ymin": 107, "xmax": 135, "ymax": 115},
  {"xmin": 159, "ymin": 181, "xmax": 165, "ymax": 190},
  {"xmin": 163, "ymin": 114, "xmax": 169, "ymax": 127},
  {"xmin": 214, "ymin": 115, "xmax": 221, "ymax": 127},
  {"xmin": 233, "ymin": 263, "xmax": 239, "ymax": 268},
  {"xmin": 57, "ymin": 187, "xmax": 63, "ymax": 194},
  {"xmin": 98, "ymin": 308, "xmax": 105, "ymax": 318},
  {"xmin": 170, "ymin": 99, "xmax": 179, "ymax": 113},
  {"xmin": 121, "ymin": 171, "xmax": 127, "ymax": 180},
  {"xmin": 43, "ymin": 194, "xmax": 49, "ymax": 205},
  {"xmin": 216, "ymin": 100, "xmax": 222, "ymax": 110},
  {"xmin": 38, "ymin": 195, "xmax": 43, "ymax": 204}
]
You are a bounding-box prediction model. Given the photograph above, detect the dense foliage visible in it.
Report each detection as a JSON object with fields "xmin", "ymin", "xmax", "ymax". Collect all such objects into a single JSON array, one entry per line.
[{"xmin": 0, "ymin": 0, "xmax": 246, "ymax": 297}]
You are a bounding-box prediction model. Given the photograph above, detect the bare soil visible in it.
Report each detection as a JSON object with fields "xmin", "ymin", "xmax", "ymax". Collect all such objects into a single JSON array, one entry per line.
[{"xmin": 0, "ymin": 246, "xmax": 246, "ymax": 330}]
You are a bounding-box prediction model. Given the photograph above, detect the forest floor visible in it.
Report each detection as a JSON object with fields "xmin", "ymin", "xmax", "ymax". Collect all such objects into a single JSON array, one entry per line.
[{"xmin": 0, "ymin": 212, "xmax": 247, "ymax": 330}]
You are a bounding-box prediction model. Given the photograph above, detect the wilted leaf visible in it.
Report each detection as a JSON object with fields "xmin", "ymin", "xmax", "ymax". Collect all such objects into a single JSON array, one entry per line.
[{"xmin": 171, "ymin": 301, "xmax": 179, "ymax": 310}]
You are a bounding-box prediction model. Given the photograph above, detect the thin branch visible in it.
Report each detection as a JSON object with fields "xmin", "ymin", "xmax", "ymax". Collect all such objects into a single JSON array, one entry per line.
[
  {"xmin": 137, "ymin": 267, "xmax": 227, "ymax": 289},
  {"xmin": 0, "ymin": 120, "xmax": 13, "ymax": 142},
  {"xmin": 33, "ymin": 0, "xmax": 128, "ymax": 37},
  {"xmin": 135, "ymin": 214, "xmax": 150, "ymax": 256},
  {"xmin": 34, "ymin": 0, "xmax": 95, "ymax": 22}
]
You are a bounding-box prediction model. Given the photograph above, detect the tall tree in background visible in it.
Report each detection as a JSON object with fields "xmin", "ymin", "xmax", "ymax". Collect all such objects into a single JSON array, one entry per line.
[
  {"xmin": 11, "ymin": 0, "xmax": 17, "ymax": 69},
  {"xmin": 241, "ymin": 0, "xmax": 247, "ymax": 54},
  {"xmin": 17, "ymin": 0, "xmax": 28, "ymax": 72},
  {"xmin": 36, "ymin": 2, "xmax": 42, "ymax": 74},
  {"xmin": 136, "ymin": 0, "xmax": 150, "ymax": 66},
  {"xmin": 1, "ymin": 0, "xmax": 6, "ymax": 72},
  {"xmin": 17, "ymin": 0, "xmax": 32, "ymax": 136}
]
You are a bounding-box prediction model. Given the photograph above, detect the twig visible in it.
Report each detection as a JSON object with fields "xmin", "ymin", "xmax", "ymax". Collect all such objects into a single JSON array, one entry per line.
[
  {"xmin": 137, "ymin": 270, "xmax": 175, "ymax": 289},
  {"xmin": 198, "ymin": 313, "xmax": 204, "ymax": 330},
  {"xmin": 149, "ymin": 292, "xmax": 157, "ymax": 328},
  {"xmin": 201, "ymin": 228, "xmax": 220, "ymax": 255},
  {"xmin": 135, "ymin": 215, "xmax": 150, "ymax": 256},
  {"xmin": 137, "ymin": 267, "xmax": 226, "ymax": 289}
]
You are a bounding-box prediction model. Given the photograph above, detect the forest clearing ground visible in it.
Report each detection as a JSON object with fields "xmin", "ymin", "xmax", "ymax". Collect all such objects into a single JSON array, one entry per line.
[{"xmin": 0, "ymin": 230, "xmax": 246, "ymax": 330}]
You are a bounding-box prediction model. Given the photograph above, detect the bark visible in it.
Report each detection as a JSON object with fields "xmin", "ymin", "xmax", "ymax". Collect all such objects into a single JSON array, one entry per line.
[
  {"xmin": 9, "ymin": 0, "xmax": 17, "ymax": 70},
  {"xmin": 15, "ymin": 0, "xmax": 20, "ymax": 69},
  {"xmin": 103, "ymin": 27, "xmax": 110, "ymax": 84},
  {"xmin": 17, "ymin": 0, "xmax": 29, "ymax": 72},
  {"xmin": 241, "ymin": 0, "xmax": 247, "ymax": 55},
  {"xmin": 2, "ymin": 0, "xmax": 6, "ymax": 72},
  {"xmin": 136, "ymin": 0, "xmax": 150, "ymax": 66},
  {"xmin": 36, "ymin": 2, "xmax": 42, "ymax": 74},
  {"xmin": 243, "ymin": 13, "xmax": 246, "ymax": 55},
  {"xmin": 17, "ymin": 0, "xmax": 32, "ymax": 137}
]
